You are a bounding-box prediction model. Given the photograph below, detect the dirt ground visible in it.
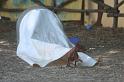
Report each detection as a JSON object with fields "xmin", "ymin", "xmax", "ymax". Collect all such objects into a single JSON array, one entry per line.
[{"xmin": 0, "ymin": 21, "xmax": 124, "ymax": 82}]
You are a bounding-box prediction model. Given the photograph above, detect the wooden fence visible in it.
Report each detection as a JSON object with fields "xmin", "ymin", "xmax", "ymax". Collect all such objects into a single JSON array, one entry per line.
[{"xmin": 0, "ymin": 0, "xmax": 124, "ymax": 28}]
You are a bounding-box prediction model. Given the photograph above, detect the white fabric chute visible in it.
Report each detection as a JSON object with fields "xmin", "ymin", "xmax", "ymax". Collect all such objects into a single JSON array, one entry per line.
[{"xmin": 16, "ymin": 7, "xmax": 97, "ymax": 67}]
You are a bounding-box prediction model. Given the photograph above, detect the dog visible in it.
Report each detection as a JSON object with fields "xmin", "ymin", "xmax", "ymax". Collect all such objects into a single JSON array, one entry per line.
[{"xmin": 66, "ymin": 44, "xmax": 87, "ymax": 67}]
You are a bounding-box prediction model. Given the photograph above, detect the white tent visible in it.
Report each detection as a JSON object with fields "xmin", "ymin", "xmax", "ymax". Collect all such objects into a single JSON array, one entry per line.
[{"xmin": 16, "ymin": 7, "xmax": 97, "ymax": 67}]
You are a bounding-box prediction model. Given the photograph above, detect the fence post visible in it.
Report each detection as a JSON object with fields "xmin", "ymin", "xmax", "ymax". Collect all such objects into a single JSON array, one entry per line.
[
  {"xmin": 95, "ymin": 0, "xmax": 104, "ymax": 27},
  {"xmin": 113, "ymin": 0, "xmax": 119, "ymax": 29},
  {"xmin": 81, "ymin": 0, "xmax": 85, "ymax": 26}
]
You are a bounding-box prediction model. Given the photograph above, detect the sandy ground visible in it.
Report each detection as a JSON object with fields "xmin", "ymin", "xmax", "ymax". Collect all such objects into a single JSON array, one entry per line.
[{"xmin": 0, "ymin": 21, "xmax": 124, "ymax": 82}]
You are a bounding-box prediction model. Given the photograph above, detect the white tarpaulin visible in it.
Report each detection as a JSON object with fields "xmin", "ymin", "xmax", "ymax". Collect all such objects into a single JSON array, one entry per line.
[{"xmin": 16, "ymin": 7, "xmax": 97, "ymax": 67}]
